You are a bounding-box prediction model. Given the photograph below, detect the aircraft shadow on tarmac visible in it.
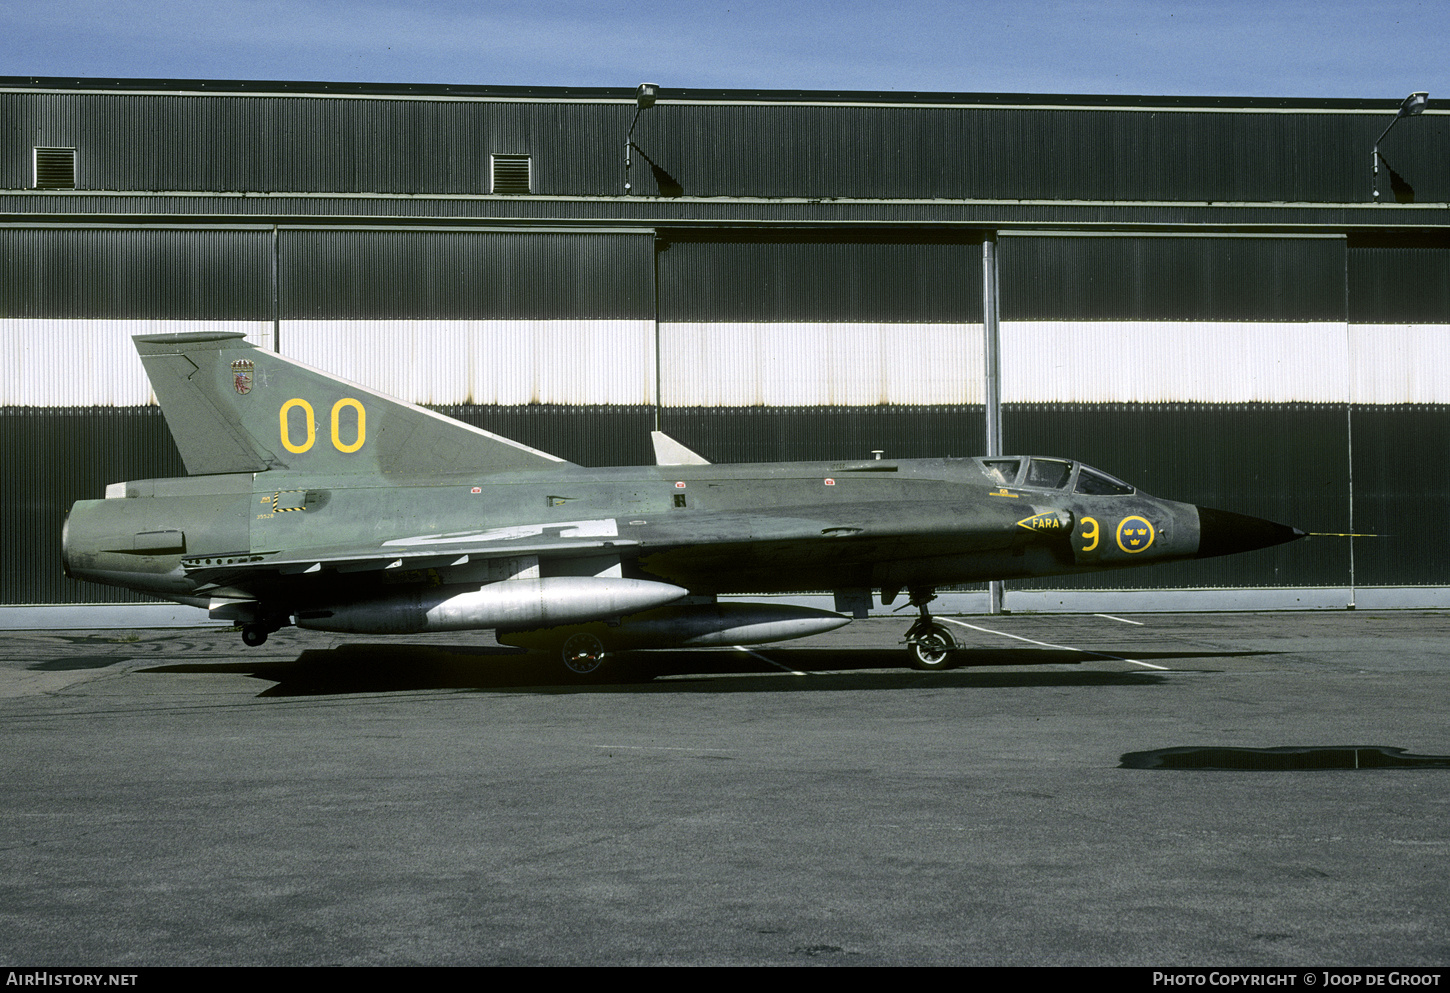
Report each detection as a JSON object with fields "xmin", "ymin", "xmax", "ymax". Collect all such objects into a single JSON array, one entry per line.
[{"xmin": 138, "ymin": 644, "xmax": 1277, "ymax": 698}]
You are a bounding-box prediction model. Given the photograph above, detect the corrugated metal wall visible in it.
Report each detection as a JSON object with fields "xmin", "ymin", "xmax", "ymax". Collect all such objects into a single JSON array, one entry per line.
[
  {"xmin": 1345, "ymin": 237, "xmax": 1450, "ymax": 588},
  {"xmin": 0, "ymin": 227, "xmax": 271, "ymax": 317},
  {"xmin": 1004, "ymin": 403, "xmax": 1350, "ymax": 588},
  {"xmin": 1001, "ymin": 236, "xmax": 1345, "ymax": 321},
  {"xmin": 3, "ymin": 83, "xmax": 1448, "ymax": 604},
  {"xmin": 7, "ymin": 88, "xmax": 1447, "ymax": 202},
  {"xmin": 282, "ymin": 321, "xmax": 655, "ymax": 406},
  {"xmin": 1, "ymin": 229, "xmax": 656, "ymax": 407},
  {"xmin": 0, "ymin": 227, "xmax": 276, "ymax": 407},
  {"xmin": 658, "ymin": 406, "xmax": 987, "ymax": 464},
  {"xmin": 2, "ymin": 228, "xmax": 660, "ymax": 602},
  {"xmin": 6, "ymin": 228, "xmax": 1449, "ymax": 602},
  {"xmin": 997, "ymin": 234, "xmax": 1349, "ymax": 588},
  {"xmin": 281, "ymin": 231, "xmax": 652, "ymax": 319},
  {"xmin": 1350, "ymin": 405, "xmax": 1450, "ymax": 586},
  {"xmin": 0, "ymin": 406, "xmax": 184, "ymax": 604},
  {"xmin": 1, "ymin": 319, "xmax": 272, "ymax": 405},
  {"xmin": 440, "ymin": 404, "xmax": 654, "ymax": 467},
  {"xmin": 657, "ymin": 234, "xmax": 983, "ymax": 322},
  {"xmin": 0, "ymin": 92, "xmax": 627, "ymax": 195},
  {"xmin": 274, "ymin": 230, "xmax": 656, "ymax": 405},
  {"xmin": 656, "ymin": 235, "xmax": 984, "ymax": 409},
  {"xmin": 635, "ymin": 105, "xmax": 1450, "ymax": 202},
  {"xmin": 1347, "ymin": 236, "xmax": 1450, "ymax": 323}
]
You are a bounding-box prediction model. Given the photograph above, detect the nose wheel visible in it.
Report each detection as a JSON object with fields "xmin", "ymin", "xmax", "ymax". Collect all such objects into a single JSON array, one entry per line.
[{"xmin": 902, "ymin": 588, "xmax": 957, "ymax": 671}]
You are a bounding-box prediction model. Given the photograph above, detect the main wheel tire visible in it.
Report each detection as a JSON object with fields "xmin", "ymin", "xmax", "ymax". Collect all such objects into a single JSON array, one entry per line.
[
  {"xmin": 908, "ymin": 626, "xmax": 954, "ymax": 671},
  {"xmin": 240, "ymin": 625, "xmax": 268, "ymax": 647},
  {"xmin": 560, "ymin": 632, "xmax": 609, "ymax": 677}
]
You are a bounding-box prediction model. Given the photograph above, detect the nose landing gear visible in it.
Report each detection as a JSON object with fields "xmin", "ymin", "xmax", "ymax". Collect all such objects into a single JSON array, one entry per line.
[{"xmin": 901, "ymin": 588, "xmax": 957, "ymax": 670}]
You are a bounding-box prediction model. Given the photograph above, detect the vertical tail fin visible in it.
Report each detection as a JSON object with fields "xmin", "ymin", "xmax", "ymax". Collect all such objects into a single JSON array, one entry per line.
[{"xmin": 134, "ymin": 333, "xmax": 570, "ymax": 476}]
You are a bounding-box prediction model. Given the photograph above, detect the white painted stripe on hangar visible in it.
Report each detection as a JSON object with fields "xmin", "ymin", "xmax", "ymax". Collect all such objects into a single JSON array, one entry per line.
[
  {"xmin": 660, "ymin": 321, "xmax": 1450, "ymax": 406},
  {"xmin": 658, "ymin": 322, "xmax": 986, "ymax": 407},
  {"xmin": 1348, "ymin": 326, "xmax": 1450, "ymax": 405},
  {"xmin": 1, "ymin": 319, "xmax": 271, "ymax": 406},
  {"xmin": 1000, "ymin": 321, "xmax": 1349, "ymax": 404},
  {"xmin": 1, "ymin": 319, "xmax": 653, "ymax": 407},
  {"xmin": 279, "ymin": 320, "xmax": 657, "ymax": 407},
  {"xmin": 6, "ymin": 319, "xmax": 1450, "ymax": 408},
  {"xmin": 1001, "ymin": 322, "xmax": 1450, "ymax": 405}
]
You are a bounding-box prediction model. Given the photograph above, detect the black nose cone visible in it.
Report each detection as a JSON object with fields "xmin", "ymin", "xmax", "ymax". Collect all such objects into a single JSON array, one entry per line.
[{"xmin": 1196, "ymin": 506, "xmax": 1306, "ymax": 559}]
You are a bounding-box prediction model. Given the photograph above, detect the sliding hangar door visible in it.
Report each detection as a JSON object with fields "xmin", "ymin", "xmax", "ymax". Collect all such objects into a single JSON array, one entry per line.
[
  {"xmin": 998, "ymin": 233, "xmax": 1447, "ymax": 594},
  {"xmin": 3, "ymin": 226, "xmax": 1446, "ymax": 605},
  {"xmin": 652, "ymin": 231, "xmax": 1448, "ymax": 593},
  {"xmin": 2, "ymin": 227, "xmax": 657, "ymax": 605}
]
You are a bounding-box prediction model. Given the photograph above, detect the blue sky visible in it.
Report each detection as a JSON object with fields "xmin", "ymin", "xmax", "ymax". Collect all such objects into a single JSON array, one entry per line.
[{"xmin": 2, "ymin": 0, "xmax": 1445, "ymax": 100}]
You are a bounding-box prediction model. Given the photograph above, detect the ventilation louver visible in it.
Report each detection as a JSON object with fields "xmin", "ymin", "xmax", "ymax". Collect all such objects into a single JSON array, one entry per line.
[
  {"xmin": 34, "ymin": 148, "xmax": 76, "ymax": 190},
  {"xmin": 491, "ymin": 154, "xmax": 531, "ymax": 194}
]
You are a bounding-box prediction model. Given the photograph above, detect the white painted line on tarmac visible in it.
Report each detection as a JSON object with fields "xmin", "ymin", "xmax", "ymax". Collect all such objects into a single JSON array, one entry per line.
[
  {"xmin": 939, "ymin": 618, "xmax": 1169, "ymax": 670},
  {"xmin": 735, "ymin": 645, "xmax": 807, "ymax": 676},
  {"xmin": 1094, "ymin": 613, "xmax": 1145, "ymax": 626},
  {"xmin": 594, "ymin": 744, "xmax": 732, "ymax": 753}
]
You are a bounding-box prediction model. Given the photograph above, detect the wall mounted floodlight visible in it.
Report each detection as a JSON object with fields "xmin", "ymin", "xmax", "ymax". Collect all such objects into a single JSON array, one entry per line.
[
  {"xmin": 1373, "ymin": 91, "xmax": 1429, "ymax": 201},
  {"xmin": 625, "ymin": 82, "xmax": 660, "ymax": 194}
]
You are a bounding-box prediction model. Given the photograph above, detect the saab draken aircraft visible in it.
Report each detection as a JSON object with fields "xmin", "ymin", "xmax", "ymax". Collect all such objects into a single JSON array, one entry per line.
[{"xmin": 62, "ymin": 333, "xmax": 1304, "ymax": 678}]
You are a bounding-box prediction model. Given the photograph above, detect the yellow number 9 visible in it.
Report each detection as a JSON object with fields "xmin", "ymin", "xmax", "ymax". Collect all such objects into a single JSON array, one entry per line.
[{"xmin": 1079, "ymin": 516, "xmax": 1100, "ymax": 553}]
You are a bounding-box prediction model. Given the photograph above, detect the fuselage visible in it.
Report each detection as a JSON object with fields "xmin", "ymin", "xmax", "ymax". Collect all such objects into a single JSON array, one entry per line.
[{"xmin": 63, "ymin": 454, "xmax": 1237, "ymax": 614}]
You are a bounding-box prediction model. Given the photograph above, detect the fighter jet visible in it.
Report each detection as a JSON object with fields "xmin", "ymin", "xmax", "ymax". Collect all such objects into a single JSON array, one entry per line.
[{"xmin": 62, "ymin": 333, "xmax": 1304, "ymax": 677}]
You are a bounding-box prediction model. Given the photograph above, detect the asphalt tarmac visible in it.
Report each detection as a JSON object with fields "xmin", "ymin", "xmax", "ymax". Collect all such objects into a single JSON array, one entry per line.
[{"xmin": 2, "ymin": 611, "xmax": 1448, "ymax": 967}]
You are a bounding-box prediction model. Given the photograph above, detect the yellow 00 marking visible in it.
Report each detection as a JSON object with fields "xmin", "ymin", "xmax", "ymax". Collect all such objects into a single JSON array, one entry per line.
[
  {"xmin": 280, "ymin": 397, "xmax": 367, "ymax": 453},
  {"xmin": 279, "ymin": 398, "xmax": 315, "ymax": 453},
  {"xmin": 1115, "ymin": 515, "xmax": 1156, "ymax": 554}
]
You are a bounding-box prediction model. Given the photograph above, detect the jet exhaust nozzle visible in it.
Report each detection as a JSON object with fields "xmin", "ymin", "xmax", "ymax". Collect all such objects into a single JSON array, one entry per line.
[{"xmin": 295, "ymin": 576, "xmax": 689, "ymax": 634}]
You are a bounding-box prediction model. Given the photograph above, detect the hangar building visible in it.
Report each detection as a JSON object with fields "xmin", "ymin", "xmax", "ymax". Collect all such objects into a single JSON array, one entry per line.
[{"xmin": 2, "ymin": 77, "xmax": 1446, "ymax": 614}]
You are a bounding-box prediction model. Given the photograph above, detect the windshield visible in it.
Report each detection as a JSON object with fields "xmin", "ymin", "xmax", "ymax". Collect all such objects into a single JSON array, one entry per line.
[{"xmin": 1074, "ymin": 466, "xmax": 1135, "ymax": 496}]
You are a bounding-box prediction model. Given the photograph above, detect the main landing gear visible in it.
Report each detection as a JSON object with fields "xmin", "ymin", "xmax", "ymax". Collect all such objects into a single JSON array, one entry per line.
[
  {"xmin": 901, "ymin": 587, "xmax": 957, "ymax": 671},
  {"xmin": 240, "ymin": 619, "xmax": 288, "ymax": 647},
  {"xmin": 238, "ymin": 610, "xmax": 288, "ymax": 647},
  {"xmin": 560, "ymin": 632, "xmax": 608, "ymax": 677},
  {"xmin": 555, "ymin": 631, "xmax": 651, "ymax": 684}
]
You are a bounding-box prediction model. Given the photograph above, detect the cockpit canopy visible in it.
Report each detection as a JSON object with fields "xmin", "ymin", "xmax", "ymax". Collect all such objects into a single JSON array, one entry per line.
[{"xmin": 978, "ymin": 457, "xmax": 1135, "ymax": 496}]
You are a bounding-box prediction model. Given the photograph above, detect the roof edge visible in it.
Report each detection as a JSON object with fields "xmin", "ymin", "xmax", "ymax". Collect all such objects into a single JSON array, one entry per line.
[{"xmin": 0, "ymin": 75, "xmax": 1422, "ymax": 111}]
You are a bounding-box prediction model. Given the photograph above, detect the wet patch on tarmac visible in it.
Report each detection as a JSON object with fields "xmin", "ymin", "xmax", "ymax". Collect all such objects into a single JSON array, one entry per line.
[{"xmin": 1120, "ymin": 745, "xmax": 1450, "ymax": 770}]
